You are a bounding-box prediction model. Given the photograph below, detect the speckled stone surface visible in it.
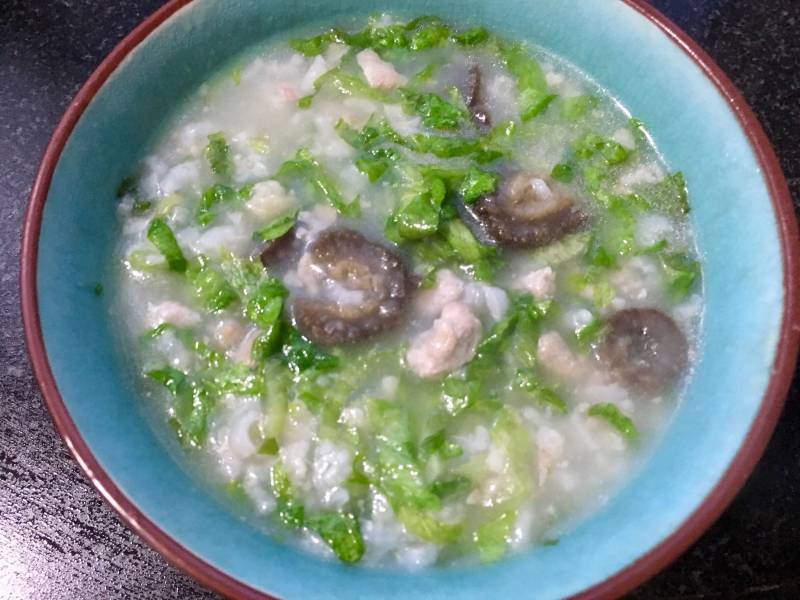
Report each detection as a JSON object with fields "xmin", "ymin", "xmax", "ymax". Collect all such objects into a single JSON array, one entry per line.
[{"xmin": 1, "ymin": 1, "xmax": 798, "ymax": 598}]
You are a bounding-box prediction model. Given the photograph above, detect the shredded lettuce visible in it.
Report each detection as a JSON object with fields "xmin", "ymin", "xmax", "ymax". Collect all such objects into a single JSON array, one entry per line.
[
  {"xmin": 276, "ymin": 148, "xmax": 361, "ymax": 216},
  {"xmin": 400, "ymin": 88, "xmax": 469, "ymax": 131},
  {"xmin": 396, "ymin": 505, "xmax": 462, "ymax": 544},
  {"xmin": 289, "ymin": 16, "xmax": 486, "ymax": 58},
  {"xmin": 574, "ymin": 133, "xmax": 631, "ymax": 166},
  {"xmin": 496, "ymin": 41, "xmax": 557, "ymax": 120},
  {"xmin": 550, "ymin": 162, "xmax": 575, "ymax": 183},
  {"xmin": 252, "ymin": 211, "xmax": 298, "ymax": 242},
  {"xmin": 475, "ymin": 510, "xmax": 517, "ymax": 563},
  {"xmin": 281, "ymin": 327, "xmax": 339, "ymax": 373},
  {"xmin": 197, "ymin": 184, "xmax": 237, "ymax": 226},
  {"xmin": 512, "ymin": 370, "xmax": 567, "ymax": 413},
  {"xmin": 269, "ymin": 462, "xmax": 365, "ymax": 563},
  {"xmin": 660, "ymin": 251, "xmax": 700, "ymax": 299},
  {"xmin": 637, "ymin": 172, "xmax": 690, "ymax": 216},
  {"xmin": 560, "ymin": 95, "xmax": 598, "ymax": 121},
  {"xmin": 146, "ymin": 218, "xmax": 187, "ymax": 273},
  {"xmin": 430, "ymin": 474, "xmax": 472, "ymax": 499},
  {"xmin": 187, "ymin": 256, "xmax": 239, "ymax": 312},
  {"xmin": 588, "ymin": 403, "xmax": 638, "ymax": 440},
  {"xmin": 147, "ymin": 367, "xmax": 213, "ymax": 448},
  {"xmin": 205, "ymin": 132, "xmax": 233, "ymax": 176}
]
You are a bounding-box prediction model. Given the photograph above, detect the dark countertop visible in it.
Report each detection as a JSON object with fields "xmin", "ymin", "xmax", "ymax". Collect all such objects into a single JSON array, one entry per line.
[{"xmin": 1, "ymin": 1, "xmax": 798, "ymax": 598}]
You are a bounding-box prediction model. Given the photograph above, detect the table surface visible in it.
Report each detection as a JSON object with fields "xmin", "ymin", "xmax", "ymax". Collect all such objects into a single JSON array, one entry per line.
[{"xmin": 2, "ymin": 1, "xmax": 799, "ymax": 598}]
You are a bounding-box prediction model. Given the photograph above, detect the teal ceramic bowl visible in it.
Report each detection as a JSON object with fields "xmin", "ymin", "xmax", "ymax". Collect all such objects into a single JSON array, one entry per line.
[{"xmin": 21, "ymin": 1, "xmax": 800, "ymax": 598}]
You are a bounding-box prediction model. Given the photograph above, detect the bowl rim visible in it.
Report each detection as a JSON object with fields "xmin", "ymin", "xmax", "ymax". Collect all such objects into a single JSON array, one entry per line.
[{"xmin": 19, "ymin": 1, "xmax": 800, "ymax": 598}]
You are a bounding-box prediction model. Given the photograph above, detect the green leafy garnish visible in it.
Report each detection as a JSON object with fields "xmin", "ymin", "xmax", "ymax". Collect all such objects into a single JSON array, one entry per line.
[
  {"xmin": 252, "ymin": 211, "xmax": 298, "ymax": 242},
  {"xmin": 637, "ymin": 171, "xmax": 690, "ymax": 216},
  {"xmin": 497, "ymin": 41, "xmax": 557, "ymax": 120},
  {"xmin": 550, "ymin": 163, "xmax": 574, "ymax": 183},
  {"xmin": 305, "ymin": 511, "xmax": 366, "ymax": 564},
  {"xmin": 574, "ymin": 133, "xmax": 631, "ymax": 166},
  {"xmin": 400, "ymin": 88, "xmax": 468, "ymax": 131},
  {"xmin": 197, "ymin": 184, "xmax": 237, "ymax": 226},
  {"xmin": 512, "ymin": 370, "xmax": 568, "ymax": 413},
  {"xmin": 146, "ymin": 218, "xmax": 187, "ymax": 273},
  {"xmin": 396, "ymin": 506, "xmax": 462, "ymax": 544},
  {"xmin": 116, "ymin": 175, "xmax": 138, "ymax": 198},
  {"xmin": 187, "ymin": 256, "xmax": 239, "ymax": 312},
  {"xmin": 147, "ymin": 367, "xmax": 212, "ymax": 448},
  {"xmin": 268, "ymin": 462, "xmax": 365, "ymax": 563},
  {"xmin": 660, "ymin": 251, "xmax": 700, "ymax": 299},
  {"xmin": 276, "ymin": 148, "xmax": 361, "ymax": 216},
  {"xmin": 587, "ymin": 403, "xmax": 638, "ymax": 440},
  {"xmin": 281, "ymin": 327, "xmax": 339, "ymax": 373},
  {"xmin": 475, "ymin": 511, "xmax": 517, "ymax": 563},
  {"xmin": 131, "ymin": 199, "xmax": 153, "ymax": 215},
  {"xmin": 205, "ymin": 132, "xmax": 233, "ymax": 177},
  {"xmin": 560, "ymin": 95, "xmax": 598, "ymax": 121}
]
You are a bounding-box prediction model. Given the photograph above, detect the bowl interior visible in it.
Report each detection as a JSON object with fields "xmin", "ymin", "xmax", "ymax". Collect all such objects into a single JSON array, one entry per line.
[{"xmin": 34, "ymin": 0, "xmax": 784, "ymax": 598}]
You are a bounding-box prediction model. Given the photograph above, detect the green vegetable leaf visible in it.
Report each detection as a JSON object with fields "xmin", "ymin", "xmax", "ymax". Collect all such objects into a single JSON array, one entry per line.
[
  {"xmin": 290, "ymin": 28, "xmax": 348, "ymax": 56},
  {"xmin": 369, "ymin": 401, "xmax": 441, "ymax": 512},
  {"xmin": 441, "ymin": 376, "xmax": 479, "ymax": 417},
  {"xmin": 588, "ymin": 403, "xmax": 638, "ymax": 440},
  {"xmin": 187, "ymin": 256, "xmax": 239, "ymax": 312},
  {"xmin": 396, "ymin": 506, "xmax": 462, "ymax": 544},
  {"xmin": 281, "ymin": 327, "xmax": 339, "ymax": 373},
  {"xmin": 198, "ymin": 184, "xmax": 237, "ymax": 226},
  {"xmin": 147, "ymin": 367, "xmax": 212, "ymax": 448},
  {"xmin": 430, "ymin": 475, "xmax": 472, "ymax": 499},
  {"xmin": 475, "ymin": 510, "xmax": 517, "ymax": 563},
  {"xmin": 550, "ymin": 163, "xmax": 575, "ymax": 183},
  {"xmin": 452, "ymin": 26, "xmax": 489, "ymax": 46},
  {"xmin": 574, "ymin": 133, "xmax": 631, "ymax": 166},
  {"xmin": 512, "ymin": 370, "xmax": 568, "ymax": 413},
  {"xmin": 252, "ymin": 211, "xmax": 298, "ymax": 242},
  {"xmin": 574, "ymin": 318, "xmax": 607, "ymax": 351},
  {"xmin": 276, "ymin": 148, "xmax": 361, "ymax": 216},
  {"xmin": 305, "ymin": 511, "xmax": 366, "ymax": 564},
  {"xmin": 420, "ymin": 429, "xmax": 462, "ymax": 460},
  {"xmin": 459, "ymin": 168, "xmax": 498, "ymax": 203},
  {"xmin": 131, "ymin": 199, "xmax": 153, "ymax": 215},
  {"xmin": 205, "ymin": 132, "xmax": 233, "ymax": 176},
  {"xmin": 146, "ymin": 218, "xmax": 187, "ymax": 273},
  {"xmin": 386, "ymin": 174, "xmax": 446, "ymax": 241},
  {"xmin": 560, "ymin": 95, "xmax": 598, "ymax": 121},
  {"xmin": 245, "ymin": 276, "xmax": 287, "ymax": 328},
  {"xmin": 629, "ymin": 117, "xmax": 648, "ymax": 144},
  {"xmin": 660, "ymin": 251, "xmax": 700, "ymax": 299},
  {"xmin": 400, "ymin": 88, "xmax": 469, "ymax": 131},
  {"xmin": 496, "ymin": 40, "xmax": 556, "ymax": 121},
  {"xmin": 116, "ymin": 175, "xmax": 138, "ymax": 198},
  {"xmin": 637, "ymin": 171, "xmax": 690, "ymax": 216}
]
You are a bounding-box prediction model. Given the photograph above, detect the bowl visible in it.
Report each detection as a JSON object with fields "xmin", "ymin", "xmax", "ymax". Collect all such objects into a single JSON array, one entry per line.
[{"xmin": 21, "ymin": 0, "xmax": 800, "ymax": 598}]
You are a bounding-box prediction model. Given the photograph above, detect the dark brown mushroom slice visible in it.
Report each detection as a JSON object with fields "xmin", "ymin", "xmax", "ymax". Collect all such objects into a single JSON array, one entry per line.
[
  {"xmin": 462, "ymin": 64, "xmax": 491, "ymax": 128},
  {"xmin": 599, "ymin": 308, "xmax": 689, "ymax": 394},
  {"xmin": 292, "ymin": 228, "xmax": 412, "ymax": 346},
  {"xmin": 462, "ymin": 171, "xmax": 589, "ymax": 248},
  {"xmin": 259, "ymin": 226, "xmax": 300, "ymax": 268}
]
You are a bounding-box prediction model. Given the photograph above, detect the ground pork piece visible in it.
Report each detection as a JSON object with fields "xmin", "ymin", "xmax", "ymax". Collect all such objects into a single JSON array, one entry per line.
[
  {"xmin": 413, "ymin": 269, "xmax": 464, "ymax": 318},
  {"xmin": 245, "ymin": 180, "xmax": 296, "ymax": 221},
  {"xmin": 513, "ymin": 266, "xmax": 556, "ymax": 299},
  {"xmin": 537, "ymin": 331, "xmax": 589, "ymax": 381},
  {"xmin": 356, "ymin": 49, "xmax": 407, "ymax": 88},
  {"xmin": 406, "ymin": 302, "xmax": 481, "ymax": 378},
  {"xmin": 146, "ymin": 301, "xmax": 201, "ymax": 328}
]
